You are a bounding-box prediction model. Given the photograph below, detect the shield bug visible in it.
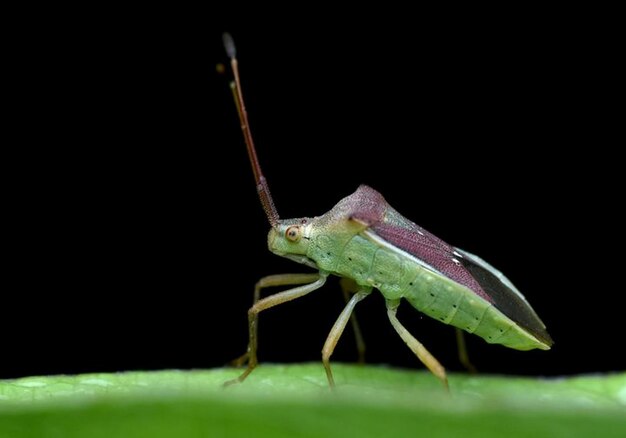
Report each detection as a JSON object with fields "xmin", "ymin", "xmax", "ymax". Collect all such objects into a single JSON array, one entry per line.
[{"xmin": 221, "ymin": 33, "xmax": 552, "ymax": 389}]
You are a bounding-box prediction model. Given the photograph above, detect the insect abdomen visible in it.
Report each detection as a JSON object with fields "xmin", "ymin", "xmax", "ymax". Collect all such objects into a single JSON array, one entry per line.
[
  {"xmin": 327, "ymin": 234, "xmax": 546, "ymax": 351},
  {"xmin": 401, "ymin": 265, "xmax": 546, "ymax": 350}
]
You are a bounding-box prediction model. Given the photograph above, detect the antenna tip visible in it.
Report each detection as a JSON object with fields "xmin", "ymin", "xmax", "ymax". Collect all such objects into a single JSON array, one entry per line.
[{"xmin": 222, "ymin": 32, "xmax": 236, "ymax": 59}]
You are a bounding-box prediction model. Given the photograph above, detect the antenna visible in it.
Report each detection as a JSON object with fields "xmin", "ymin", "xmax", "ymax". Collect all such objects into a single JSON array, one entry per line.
[{"xmin": 222, "ymin": 33, "xmax": 279, "ymax": 227}]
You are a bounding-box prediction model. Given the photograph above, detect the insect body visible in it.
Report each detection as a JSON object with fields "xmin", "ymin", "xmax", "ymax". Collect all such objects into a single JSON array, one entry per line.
[{"xmin": 222, "ymin": 34, "xmax": 552, "ymax": 389}]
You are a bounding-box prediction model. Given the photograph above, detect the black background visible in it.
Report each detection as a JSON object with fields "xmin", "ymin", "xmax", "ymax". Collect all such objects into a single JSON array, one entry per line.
[{"xmin": 3, "ymin": 9, "xmax": 622, "ymax": 379}]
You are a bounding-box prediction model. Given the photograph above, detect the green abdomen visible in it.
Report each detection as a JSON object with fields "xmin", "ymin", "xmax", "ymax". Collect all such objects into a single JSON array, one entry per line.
[{"xmin": 311, "ymin": 234, "xmax": 543, "ymax": 351}]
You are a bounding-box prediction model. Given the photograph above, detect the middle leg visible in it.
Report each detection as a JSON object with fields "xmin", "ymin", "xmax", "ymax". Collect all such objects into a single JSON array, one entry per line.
[
  {"xmin": 321, "ymin": 287, "xmax": 372, "ymax": 388},
  {"xmin": 339, "ymin": 277, "xmax": 367, "ymax": 364}
]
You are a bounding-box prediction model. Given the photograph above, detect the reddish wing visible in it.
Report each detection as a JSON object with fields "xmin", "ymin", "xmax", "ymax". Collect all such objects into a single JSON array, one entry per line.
[
  {"xmin": 370, "ymin": 221, "xmax": 493, "ymax": 302},
  {"xmin": 342, "ymin": 185, "xmax": 489, "ymax": 300},
  {"xmin": 343, "ymin": 185, "xmax": 552, "ymax": 346}
]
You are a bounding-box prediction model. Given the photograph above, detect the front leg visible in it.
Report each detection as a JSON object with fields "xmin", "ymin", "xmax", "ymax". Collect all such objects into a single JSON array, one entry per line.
[
  {"xmin": 230, "ymin": 273, "xmax": 321, "ymax": 367},
  {"xmin": 225, "ymin": 272, "xmax": 328, "ymax": 386}
]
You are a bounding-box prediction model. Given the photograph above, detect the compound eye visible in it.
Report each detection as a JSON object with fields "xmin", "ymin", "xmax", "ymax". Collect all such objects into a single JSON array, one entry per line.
[{"xmin": 285, "ymin": 225, "xmax": 301, "ymax": 242}]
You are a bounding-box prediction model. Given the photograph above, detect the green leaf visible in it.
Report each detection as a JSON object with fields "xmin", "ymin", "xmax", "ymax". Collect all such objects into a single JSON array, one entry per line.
[{"xmin": 1, "ymin": 364, "xmax": 625, "ymax": 437}]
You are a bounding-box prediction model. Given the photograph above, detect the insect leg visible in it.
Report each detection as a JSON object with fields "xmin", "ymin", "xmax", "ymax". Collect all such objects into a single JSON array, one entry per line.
[
  {"xmin": 386, "ymin": 299, "xmax": 449, "ymax": 391},
  {"xmin": 339, "ymin": 277, "xmax": 367, "ymax": 364},
  {"xmin": 455, "ymin": 328, "xmax": 478, "ymax": 374},
  {"xmin": 224, "ymin": 273, "xmax": 328, "ymax": 386},
  {"xmin": 231, "ymin": 273, "xmax": 321, "ymax": 367},
  {"xmin": 322, "ymin": 288, "xmax": 372, "ymax": 388}
]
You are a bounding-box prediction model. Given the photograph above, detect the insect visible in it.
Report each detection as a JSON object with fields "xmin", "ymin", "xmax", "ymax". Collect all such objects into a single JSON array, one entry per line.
[{"xmin": 221, "ymin": 33, "xmax": 552, "ymax": 389}]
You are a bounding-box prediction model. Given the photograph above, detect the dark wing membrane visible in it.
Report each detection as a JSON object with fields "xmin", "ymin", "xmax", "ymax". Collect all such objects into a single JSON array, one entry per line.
[
  {"xmin": 369, "ymin": 206, "xmax": 552, "ymax": 346},
  {"xmin": 455, "ymin": 249, "xmax": 554, "ymax": 347}
]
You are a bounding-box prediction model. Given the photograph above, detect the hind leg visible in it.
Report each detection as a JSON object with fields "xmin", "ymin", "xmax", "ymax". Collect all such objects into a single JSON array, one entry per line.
[{"xmin": 386, "ymin": 299, "xmax": 448, "ymax": 391}]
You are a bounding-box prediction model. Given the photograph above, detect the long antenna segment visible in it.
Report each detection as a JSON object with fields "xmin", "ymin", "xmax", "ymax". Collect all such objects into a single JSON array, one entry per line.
[{"xmin": 222, "ymin": 33, "xmax": 279, "ymax": 227}]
